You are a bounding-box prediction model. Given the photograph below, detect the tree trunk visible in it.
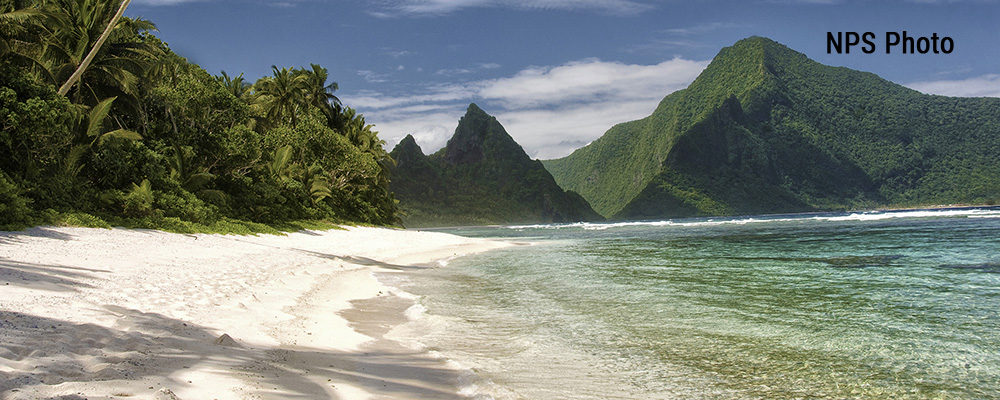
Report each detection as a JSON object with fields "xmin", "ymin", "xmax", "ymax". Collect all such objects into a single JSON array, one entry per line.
[{"xmin": 57, "ymin": 0, "xmax": 132, "ymax": 96}]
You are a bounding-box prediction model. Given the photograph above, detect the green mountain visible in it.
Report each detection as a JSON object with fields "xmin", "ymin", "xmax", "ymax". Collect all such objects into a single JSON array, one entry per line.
[
  {"xmin": 389, "ymin": 104, "xmax": 602, "ymax": 227},
  {"xmin": 544, "ymin": 36, "xmax": 1000, "ymax": 219}
]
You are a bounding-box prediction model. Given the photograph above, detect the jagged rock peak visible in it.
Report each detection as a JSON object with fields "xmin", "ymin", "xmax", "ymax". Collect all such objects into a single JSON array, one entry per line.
[
  {"xmin": 390, "ymin": 134, "xmax": 429, "ymax": 169},
  {"xmin": 396, "ymin": 134, "xmax": 423, "ymax": 154},
  {"xmin": 444, "ymin": 103, "xmax": 524, "ymax": 165}
]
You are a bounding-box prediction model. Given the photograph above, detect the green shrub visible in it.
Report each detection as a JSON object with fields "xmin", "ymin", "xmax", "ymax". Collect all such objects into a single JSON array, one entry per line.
[
  {"xmin": 55, "ymin": 212, "xmax": 112, "ymax": 229},
  {"xmin": 0, "ymin": 172, "xmax": 33, "ymax": 228},
  {"xmin": 122, "ymin": 179, "xmax": 156, "ymax": 217}
]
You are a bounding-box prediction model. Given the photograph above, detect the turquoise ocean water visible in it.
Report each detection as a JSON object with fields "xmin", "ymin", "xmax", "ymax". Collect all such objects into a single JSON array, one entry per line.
[{"xmin": 380, "ymin": 208, "xmax": 1000, "ymax": 399}]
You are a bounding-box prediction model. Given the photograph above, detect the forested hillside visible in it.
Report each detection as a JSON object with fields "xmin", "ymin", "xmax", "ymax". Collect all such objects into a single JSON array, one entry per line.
[
  {"xmin": 1, "ymin": 0, "xmax": 397, "ymax": 231},
  {"xmin": 545, "ymin": 36, "xmax": 1000, "ymax": 219},
  {"xmin": 389, "ymin": 104, "xmax": 601, "ymax": 227}
]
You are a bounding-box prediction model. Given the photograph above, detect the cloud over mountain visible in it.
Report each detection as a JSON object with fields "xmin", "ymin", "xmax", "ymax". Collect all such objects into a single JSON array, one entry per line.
[
  {"xmin": 907, "ymin": 74, "xmax": 1000, "ymax": 98},
  {"xmin": 345, "ymin": 57, "xmax": 708, "ymax": 159}
]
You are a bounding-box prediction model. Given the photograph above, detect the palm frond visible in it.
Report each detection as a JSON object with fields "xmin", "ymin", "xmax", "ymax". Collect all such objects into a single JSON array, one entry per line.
[
  {"xmin": 85, "ymin": 96, "xmax": 116, "ymax": 139},
  {"xmin": 185, "ymin": 171, "xmax": 214, "ymax": 190},
  {"xmin": 96, "ymin": 128, "xmax": 141, "ymax": 145},
  {"xmin": 63, "ymin": 143, "xmax": 89, "ymax": 176},
  {"xmin": 269, "ymin": 145, "xmax": 294, "ymax": 179}
]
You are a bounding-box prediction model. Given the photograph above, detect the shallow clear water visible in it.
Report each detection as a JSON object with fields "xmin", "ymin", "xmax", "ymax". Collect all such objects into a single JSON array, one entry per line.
[{"xmin": 382, "ymin": 208, "xmax": 1000, "ymax": 399}]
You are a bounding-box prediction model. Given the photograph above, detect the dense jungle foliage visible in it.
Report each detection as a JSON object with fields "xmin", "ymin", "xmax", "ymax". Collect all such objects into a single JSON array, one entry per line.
[
  {"xmin": 545, "ymin": 36, "xmax": 1000, "ymax": 219},
  {"xmin": 1, "ymin": 0, "xmax": 397, "ymax": 232},
  {"xmin": 389, "ymin": 104, "xmax": 601, "ymax": 227}
]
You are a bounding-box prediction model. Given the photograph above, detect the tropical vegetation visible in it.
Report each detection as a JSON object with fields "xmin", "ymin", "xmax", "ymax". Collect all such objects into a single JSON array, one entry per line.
[{"xmin": 1, "ymin": 0, "xmax": 397, "ymax": 232}]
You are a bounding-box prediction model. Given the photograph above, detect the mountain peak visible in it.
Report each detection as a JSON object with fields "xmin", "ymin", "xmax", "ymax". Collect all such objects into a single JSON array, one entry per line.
[
  {"xmin": 726, "ymin": 36, "xmax": 798, "ymax": 60},
  {"xmin": 732, "ymin": 35, "xmax": 782, "ymax": 49},
  {"xmin": 466, "ymin": 102, "xmax": 487, "ymax": 116},
  {"xmin": 398, "ymin": 134, "xmax": 420, "ymax": 150},
  {"xmin": 443, "ymin": 103, "xmax": 526, "ymax": 165},
  {"xmin": 394, "ymin": 134, "xmax": 423, "ymax": 155},
  {"xmin": 548, "ymin": 36, "xmax": 1000, "ymax": 220},
  {"xmin": 389, "ymin": 104, "xmax": 603, "ymax": 226},
  {"xmin": 389, "ymin": 134, "xmax": 430, "ymax": 170}
]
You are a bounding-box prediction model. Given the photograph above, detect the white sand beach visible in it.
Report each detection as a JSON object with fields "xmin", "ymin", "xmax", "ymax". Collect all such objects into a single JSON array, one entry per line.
[{"xmin": 0, "ymin": 226, "xmax": 508, "ymax": 399}]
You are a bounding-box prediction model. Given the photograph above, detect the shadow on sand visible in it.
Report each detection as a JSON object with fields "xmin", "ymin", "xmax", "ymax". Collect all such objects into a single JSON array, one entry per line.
[
  {"xmin": 0, "ymin": 260, "xmax": 110, "ymax": 292},
  {"xmin": 293, "ymin": 248, "xmax": 428, "ymax": 271},
  {"xmin": 1, "ymin": 306, "xmax": 466, "ymax": 399},
  {"xmin": 0, "ymin": 227, "xmax": 77, "ymax": 245}
]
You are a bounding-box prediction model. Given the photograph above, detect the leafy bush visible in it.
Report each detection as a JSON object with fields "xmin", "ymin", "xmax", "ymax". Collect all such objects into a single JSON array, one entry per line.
[
  {"xmin": 0, "ymin": 171, "xmax": 33, "ymax": 228},
  {"xmin": 55, "ymin": 212, "xmax": 112, "ymax": 229},
  {"xmin": 122, "ymin": 179, "xmax": 156, "ymax": 217}
]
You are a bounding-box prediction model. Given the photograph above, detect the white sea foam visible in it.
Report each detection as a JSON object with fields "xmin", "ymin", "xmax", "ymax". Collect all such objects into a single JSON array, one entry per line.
[
  {"xmin": 506, "ymin": 208, "xmax": 1000, "ymax": 231},
  {"xmin": 403, "ymin": 303, "xmax": 426, "ymax": 320},
  {"xmin": 386, "ymin": 284, "xmax": 420, "ymax": 301},
  {"xmin": 437, "ymin": 254, "xmax": 462, "ymax": 267},
  {"xmin": 817, "ymin": 208, "xmax": 1000, "ymax": 221}
]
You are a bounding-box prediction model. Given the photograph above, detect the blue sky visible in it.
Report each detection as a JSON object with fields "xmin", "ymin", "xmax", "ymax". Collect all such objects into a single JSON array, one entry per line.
[{"xmin": 128, "ymin": 0, "xmax": 1000, "ymax": 159}]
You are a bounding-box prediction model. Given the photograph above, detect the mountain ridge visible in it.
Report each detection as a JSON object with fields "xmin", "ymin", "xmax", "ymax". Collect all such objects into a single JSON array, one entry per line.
[
  {"xmin": 389, "ymin": 104, "xmax": 602, "ymax": 227},
  {"xmin": 545, "ymin": 36, "xmax": 1000, "ymax": 219}
]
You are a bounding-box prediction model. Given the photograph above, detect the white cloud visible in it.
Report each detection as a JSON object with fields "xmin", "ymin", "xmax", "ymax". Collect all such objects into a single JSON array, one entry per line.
[
  {"xmin": 357, "ymin": 70, "xmax": 391, "ymax": 83},
  {"xmin": 436, "ymin": 68, "xmax": 474, "ymax": 76},
  {"xmin": 478, "ymin": 57, "xmax": 706, "ymax": 109},
  {"xmin": 369, "ymin": 0, "xmax": 654, "ymax": 17},
  {"xmin": 383, "ymin": 49, "xmax": 417, "ymax": 58},
  {"xmin": 435, "ymin": 62, "xmax": 503, "ymax": 77},
  {"xmin": 348, "ymin": 83, "xmax": 477, "ymax": 109},
  {"xmin": 378, "ymin": 111, "xmax": 460, "ymax": 153},
  {"xmin": 494, "ymin": 99, "xmax": 667, "ymax": 159},
  {"xmin": 666, "ymin": 22, "xmax": 742, "ymax": 36},
  {"xmin": 347, "ymin": 57, "xmax": 709, "ymax": 159},
  {"xmin": 906, "ymin": 74, "xmax": 1000, "ymax": 97}
]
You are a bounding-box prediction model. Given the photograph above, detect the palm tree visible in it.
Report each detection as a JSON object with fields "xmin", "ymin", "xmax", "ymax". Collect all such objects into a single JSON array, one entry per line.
[
  {"xmin": 1, "ymin": 0, "xmax": 49, "ymax": 75},
  {"xmin": 218, "ymin": 70, "xmax": 248, "ymax": 98},
  {"xmin": 251, "ymin": 65, "xmax": 306, "ymax": 127},
  {"xmin": 341, "ymin": 108, "xmax": 383, "ymax": 151},
  {"xmin": 340, "ymin": 107, "xmax": 394, "ymax": 186},
  {"xmin": 55, "ymin": 0, "xmax": 131, "ymax": 96},
  {"xmin": 294, "ymin": 63, "xmax": 340, "ymax": 118},
  {"xmin": 1, "ymin": 1, "xmax": 36, "ymax": 53},
  {"xmin": 38, "ymin": 0, "xmax": 159, "ymax": 111}
]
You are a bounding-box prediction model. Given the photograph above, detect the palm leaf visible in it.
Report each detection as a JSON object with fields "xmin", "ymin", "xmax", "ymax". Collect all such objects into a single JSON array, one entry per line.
[
  {"xmin": 185, "ymin": 171, "xmax": 215, "ymax": 190},
  {"xmin": 269, "ymin": 145, "xmax": 294, "ymax": 179},
  {"xmin": 96, "ymin": 128, "xmax": 141, "ymax": 145},
  {"xmin": 0, "ymin": 8, "xmax": 43, "ymax": 24},
  {"xmin": 85, "ymin": 96, "xmax": 116, "ymax": 138},
  {"xmin": 63, "ymin": 144, "xmax": 89, "ymax": 176}
]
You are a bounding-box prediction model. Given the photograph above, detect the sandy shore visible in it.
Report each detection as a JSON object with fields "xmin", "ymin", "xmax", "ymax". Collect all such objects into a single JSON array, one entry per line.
[{"xmin": 0, "ymin": 226, "xmax": 508, "ymax": 399}]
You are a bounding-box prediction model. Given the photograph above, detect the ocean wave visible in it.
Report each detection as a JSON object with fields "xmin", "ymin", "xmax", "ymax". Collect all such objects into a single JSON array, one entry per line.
[
  {"xmin": 404, "ymin": 303, "xmax": 427, "ymax": 320},
  {"xmin": 818, "ymin": 208, "xmax": 1000, "ymax": 221},
  {"xmin": 505, "ymin": 208, "xmax": 1000, "ymax": 231}
]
